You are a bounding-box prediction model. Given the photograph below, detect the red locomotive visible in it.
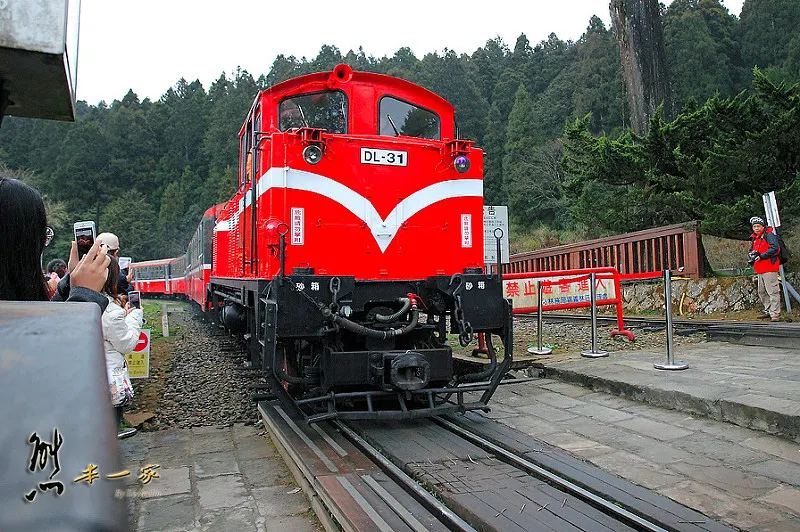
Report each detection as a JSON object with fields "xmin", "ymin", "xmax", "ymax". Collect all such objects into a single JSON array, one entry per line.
[{"xmin": 138, "ymin": 65, "xmax": 513, "ymax": 422}]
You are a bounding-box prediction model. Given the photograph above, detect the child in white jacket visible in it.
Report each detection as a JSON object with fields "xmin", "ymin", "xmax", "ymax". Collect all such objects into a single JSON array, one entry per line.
[{"xmin": 101, "ymin": 257, "xmax": 143, "ymax": 438}]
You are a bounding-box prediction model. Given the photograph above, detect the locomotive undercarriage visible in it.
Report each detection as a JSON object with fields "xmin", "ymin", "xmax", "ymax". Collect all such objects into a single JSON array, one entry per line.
[{"xmin": 211, "ymin": 272, "xmax": 513, "ymax": 423}]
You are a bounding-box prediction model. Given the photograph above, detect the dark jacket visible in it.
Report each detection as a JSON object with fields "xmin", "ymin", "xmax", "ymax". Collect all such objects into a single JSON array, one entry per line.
[
  {"xmin": 750, "ymin": 227, "xmax": 781, "ymax": 274},
  {"xmin": 117, "ymin": 271, "xmax": 132, "ymax": 296},
  {"xmin": 53, "ymin": 273, "xmax": 110, "ymax": 312}
]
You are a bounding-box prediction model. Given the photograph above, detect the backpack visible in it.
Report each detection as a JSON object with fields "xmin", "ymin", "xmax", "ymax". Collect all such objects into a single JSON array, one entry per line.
[{"xmin": 776, "ymin": 233, "xmax": 789, "ymax": 265}]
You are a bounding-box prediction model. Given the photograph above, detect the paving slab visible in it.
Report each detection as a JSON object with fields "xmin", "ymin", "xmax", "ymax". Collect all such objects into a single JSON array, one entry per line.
[
  {"xmin": 239, "ymin": 456, "xmax": 292, "ymax": 489},
  {"xmin": 264, "ymin": 514, "xmax": 323, "ymax": 532},
  {"xmin": 744, "ymin": 458, "xmax": 800, "ymax": 486},
  {"xmin": 659, "ymin": 480, "xmax": 789, "ymax": 530},
  {"xmin": 191, "ymin": 429, "xmax": 236, "ymax": 455},
  {"xmin": 741, "ymin": 435, "xmax": 800, "ymax": 464},
  {"xmin": 138, "ymin": 466, "xmax": 190, "ymax": 499},
  {"xmin": 587, "ymin": 450, "xmax": 684, "ymax": 490},
  {"xmin": 194, "ymin": 451, "xmax": 240, "ymax": 478},
  {"xmin": 137, "ymin": 494, "xmax": 195, "ymax": 532},
  {"xmin": 250, "ymin": 485, "xmax": 312, "ymax": 517},
  {"xmin": 614, "ymin": 416, "xmax": 695, "ymax": 441},
  {"xmin": 758, "ymin": 486, "xmax": 800, "ymax": 515},
  {"xmin": 197, "ymin": 471, "xmax": 249, "ymax": 511},
  {"xmin": 674, "ymin": 432, "xmax": 767, "ymax": 465},
  {"xmin": 197, "ymin": 505, "xmax": 258, "ymax": 532},
  {"xmin": 145, "ymin": 442, "xmax": 192, "ymax": 468}
]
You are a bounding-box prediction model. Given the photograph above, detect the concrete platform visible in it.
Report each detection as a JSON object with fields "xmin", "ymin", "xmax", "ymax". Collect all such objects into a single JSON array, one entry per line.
[
  {"xmin": 118, "ymin": 424, "xmax": 321, "ymax": 532},
  {"xmin": 524, "ymin": 341, "xmax": 800, "ymax": 442},
  {"xmin": 115, "ymin": 339, "xmax": 800, "ymax": 531},
  {"xmin": 482, "ymin": 339, "xmax": 800, "ymax": 530}
]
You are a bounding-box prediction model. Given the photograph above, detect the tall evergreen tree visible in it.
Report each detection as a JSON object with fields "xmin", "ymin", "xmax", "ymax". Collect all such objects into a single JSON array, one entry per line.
[
  {"xmin": 664, "ymin": 0, "xmax": 742, "ymax": 105},
  {"xmin": 482, "ymin": 103, "xmax": 506, "ymax": 205},
  {"xmin": 571, "ymin": 16, "xmax": 625, "ymax": 136},
  {"xmin": 417, "ymin": 49, "xmax": 488, "ymax": 143},
  {"xmin": 100, "ymin": 189, "xmax": 158, "ymax": 260},
  {"xmin": 503, "ymin": 84, "xmax": 540, "ymax": 226},
  {"xmin": 740, "ymin": 0, "xmax": 800, "ymax": 70},
  {"xmin": 471, "ymin": 38, "xmax": 510, "ymax": 103}
]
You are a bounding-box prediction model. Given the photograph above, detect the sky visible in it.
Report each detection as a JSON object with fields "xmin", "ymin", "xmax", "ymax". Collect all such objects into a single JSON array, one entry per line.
[{"xmin": 75, "ymin": 0, "xmax": 746, "ymax": 106}]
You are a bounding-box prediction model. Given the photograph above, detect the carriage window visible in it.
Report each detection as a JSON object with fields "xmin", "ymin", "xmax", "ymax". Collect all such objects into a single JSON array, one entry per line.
[
  {"xmin": 279, "ymin": 90, "xmax": 347, "ymax": 133},
  {"xmin": 379, "ymin": 97, "xmax": 440, "ymax": 140}
]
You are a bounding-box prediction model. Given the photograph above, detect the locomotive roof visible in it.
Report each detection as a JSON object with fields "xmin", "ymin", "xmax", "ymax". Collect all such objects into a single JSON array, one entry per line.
[
  {"xmin": 263, "ymin": 66, "xmax": 452, "ymax": 111},
  {"xmin": 242, "ymin": 64, "xmax": 456, "ymax": 138},
  {"xmin": 129, "ymin": 257, "xmax": 175, "ymax": 267}
]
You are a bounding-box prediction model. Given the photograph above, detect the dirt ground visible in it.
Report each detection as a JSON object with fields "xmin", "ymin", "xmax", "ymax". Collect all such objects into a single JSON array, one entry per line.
[{"xmin": 124, "ymin": 301, "xmax": 182, "ymax": 428}]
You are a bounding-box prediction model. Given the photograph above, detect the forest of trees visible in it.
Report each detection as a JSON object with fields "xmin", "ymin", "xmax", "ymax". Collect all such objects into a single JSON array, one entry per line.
[{"xmin": 1, "ymin": 0, "xmax": 798, "ymax": 264}]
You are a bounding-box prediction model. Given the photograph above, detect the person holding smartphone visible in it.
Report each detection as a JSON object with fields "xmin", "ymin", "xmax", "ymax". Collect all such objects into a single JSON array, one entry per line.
[
  {"xmin": 100, "ymin": 256, "xmax": 143, "ymax": 439},
  {"xmin": 0, "ymin": 177, "xmax": 111, "ymax": 308},
  {"xmin": 97, "ymin": 232, "xmax": 134, "ymax": 295}
]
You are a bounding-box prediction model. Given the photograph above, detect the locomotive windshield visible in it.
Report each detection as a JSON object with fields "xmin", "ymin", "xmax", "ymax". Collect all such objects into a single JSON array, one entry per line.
[
  {"xmin": 379, "ymin": 96, "xmax": 440, "ymax": 139},
  {"xmin": 278, "ymin": 90, "xmax": 347, "ymax": 133}
]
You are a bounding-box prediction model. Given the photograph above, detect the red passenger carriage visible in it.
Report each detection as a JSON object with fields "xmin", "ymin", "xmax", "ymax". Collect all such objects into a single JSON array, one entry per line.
[
  {"xmin": 130, "ymin": 258, "xmax": 173, "ymax": 295},
  {"xmin": 185, "ymin": 203, "xmax": 226, "ymax": 308}
]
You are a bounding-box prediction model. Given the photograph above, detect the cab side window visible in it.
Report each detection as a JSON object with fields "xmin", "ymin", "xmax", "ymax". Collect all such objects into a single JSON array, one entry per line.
[
  {"xmin": 241, "ymin": 119, "xmax": 253, "ymax": 185},
  {"xmin": 378, "ymin": 97, "xmax": 439, "ymax": 140}
]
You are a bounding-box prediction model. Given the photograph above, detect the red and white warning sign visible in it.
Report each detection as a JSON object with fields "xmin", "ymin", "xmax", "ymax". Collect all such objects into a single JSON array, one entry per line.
[{"xmin": 126, "ymin": 329, "xmax": 151, "ymax": 379}]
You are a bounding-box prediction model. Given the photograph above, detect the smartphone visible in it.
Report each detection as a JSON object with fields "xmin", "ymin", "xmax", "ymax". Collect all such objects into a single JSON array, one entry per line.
[
  {"xmin": 128, "ymin": 291, "xmax": 141, "ymax": 309},
  {"xmin": 118, "ymin": 256, "xmax": 132, "ymax": 270},
  {"xmin": 73, "ymin": 221, "xmax": 96, "ymax": 259}
]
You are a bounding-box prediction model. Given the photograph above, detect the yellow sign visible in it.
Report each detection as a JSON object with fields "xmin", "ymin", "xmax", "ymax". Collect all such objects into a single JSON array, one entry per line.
[
  {"xmin": 125, "ymin": 329, "xmax": 150, "ymax": 379},
  {"xmin": 503, "ymin": 275, "xmax": 617, "ymax": 310}
]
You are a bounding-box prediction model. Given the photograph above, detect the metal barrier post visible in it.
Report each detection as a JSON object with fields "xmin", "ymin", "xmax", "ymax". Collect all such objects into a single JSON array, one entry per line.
[
  {"xmin": 527, "ymin": 281, "xmax": 553, "ymax": 355},
  {"xmin": 161, "ymin": 302, "xmax": 170, "ymax": 338},
  {"xmin": 581, "ymin": 272, "xmax": 609, "ymax": 358},
  {"xmin": 654, "ymin": 269, "xmax": 688, "ymax": 371}
]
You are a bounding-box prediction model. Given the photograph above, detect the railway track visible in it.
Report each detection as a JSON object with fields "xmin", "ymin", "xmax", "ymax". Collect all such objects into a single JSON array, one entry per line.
[
  {"xmin": 259, "ymin": 397, "xmax": 734, "ymax": 531},
  {"xmin": 518, "ymin": 313, "xmax": 800, "ymax": 348}
]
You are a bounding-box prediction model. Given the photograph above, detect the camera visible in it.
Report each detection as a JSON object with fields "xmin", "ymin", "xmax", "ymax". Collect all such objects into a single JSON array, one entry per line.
[{"xmin": 748, "ymin": 251, "xmax": 760, "ymax": 265}]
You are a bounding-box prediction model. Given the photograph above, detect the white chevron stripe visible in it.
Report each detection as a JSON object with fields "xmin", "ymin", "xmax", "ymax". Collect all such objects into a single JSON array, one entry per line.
[{"xmin": 215, "ymin": 167, "xmax": 483, "ymax": 252}]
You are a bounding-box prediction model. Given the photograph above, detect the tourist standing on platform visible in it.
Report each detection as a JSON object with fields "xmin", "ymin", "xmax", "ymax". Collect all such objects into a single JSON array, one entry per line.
[
  {"xmin": 97, "ymin": 232, "xmax": 134, "ymax": 296},
  {"xmin": 100, "ymin": 255, "xmax": 143, "ymax": 439},
  {"xmin": 749, "ymin": 216, "xmax": 782, "ymax": 322}
]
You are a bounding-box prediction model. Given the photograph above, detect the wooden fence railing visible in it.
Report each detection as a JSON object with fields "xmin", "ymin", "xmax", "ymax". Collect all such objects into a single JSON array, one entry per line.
[{"xmin": 505, "ymin": 221, "xmax": 704, "ymax": 279}]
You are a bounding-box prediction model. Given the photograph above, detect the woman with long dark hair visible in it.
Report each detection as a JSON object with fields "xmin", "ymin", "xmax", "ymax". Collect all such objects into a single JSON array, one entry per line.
[
  {"xmin": 100, "ymin": 256, "xmax": 143, "ymax": 439},
  {"xmin": 0, "ymin": 176, "xmax": 110, "ymax": 305},
  {"xmin": 0, "ymin": 177, "xmax": 51, "ymax": 301}
]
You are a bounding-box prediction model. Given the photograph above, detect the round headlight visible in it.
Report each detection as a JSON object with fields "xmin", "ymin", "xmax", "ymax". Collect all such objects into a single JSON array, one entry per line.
[
  {"xmin": 303, "ymin": 145, "xmax": 323, "ymax": 165},
  {"xmin": 454, "ymin": 155, "xmax": 470, "ymax": 173}
]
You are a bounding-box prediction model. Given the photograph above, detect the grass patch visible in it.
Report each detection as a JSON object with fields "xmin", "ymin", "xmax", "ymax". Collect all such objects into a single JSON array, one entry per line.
[
  {"xmin": 509, "ymin": 226, "xmax": 591, "ymax": 255},
  {"xmin": 141, "ymin": 300, "xmax": 182, "ymax": 340}
]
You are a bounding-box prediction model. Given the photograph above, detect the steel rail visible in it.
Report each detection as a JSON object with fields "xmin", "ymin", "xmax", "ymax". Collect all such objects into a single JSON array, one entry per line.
[
  {"xmin": 517, "ymin": 312, "xmax": 798, "ymax": 334},
  {"xmin": 333, "ymin": 420, "xmax": 477, "ymax": 532},
  {"xmin": 433, "ymin": 417, "xmax": 670, "ymax": 532}
]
